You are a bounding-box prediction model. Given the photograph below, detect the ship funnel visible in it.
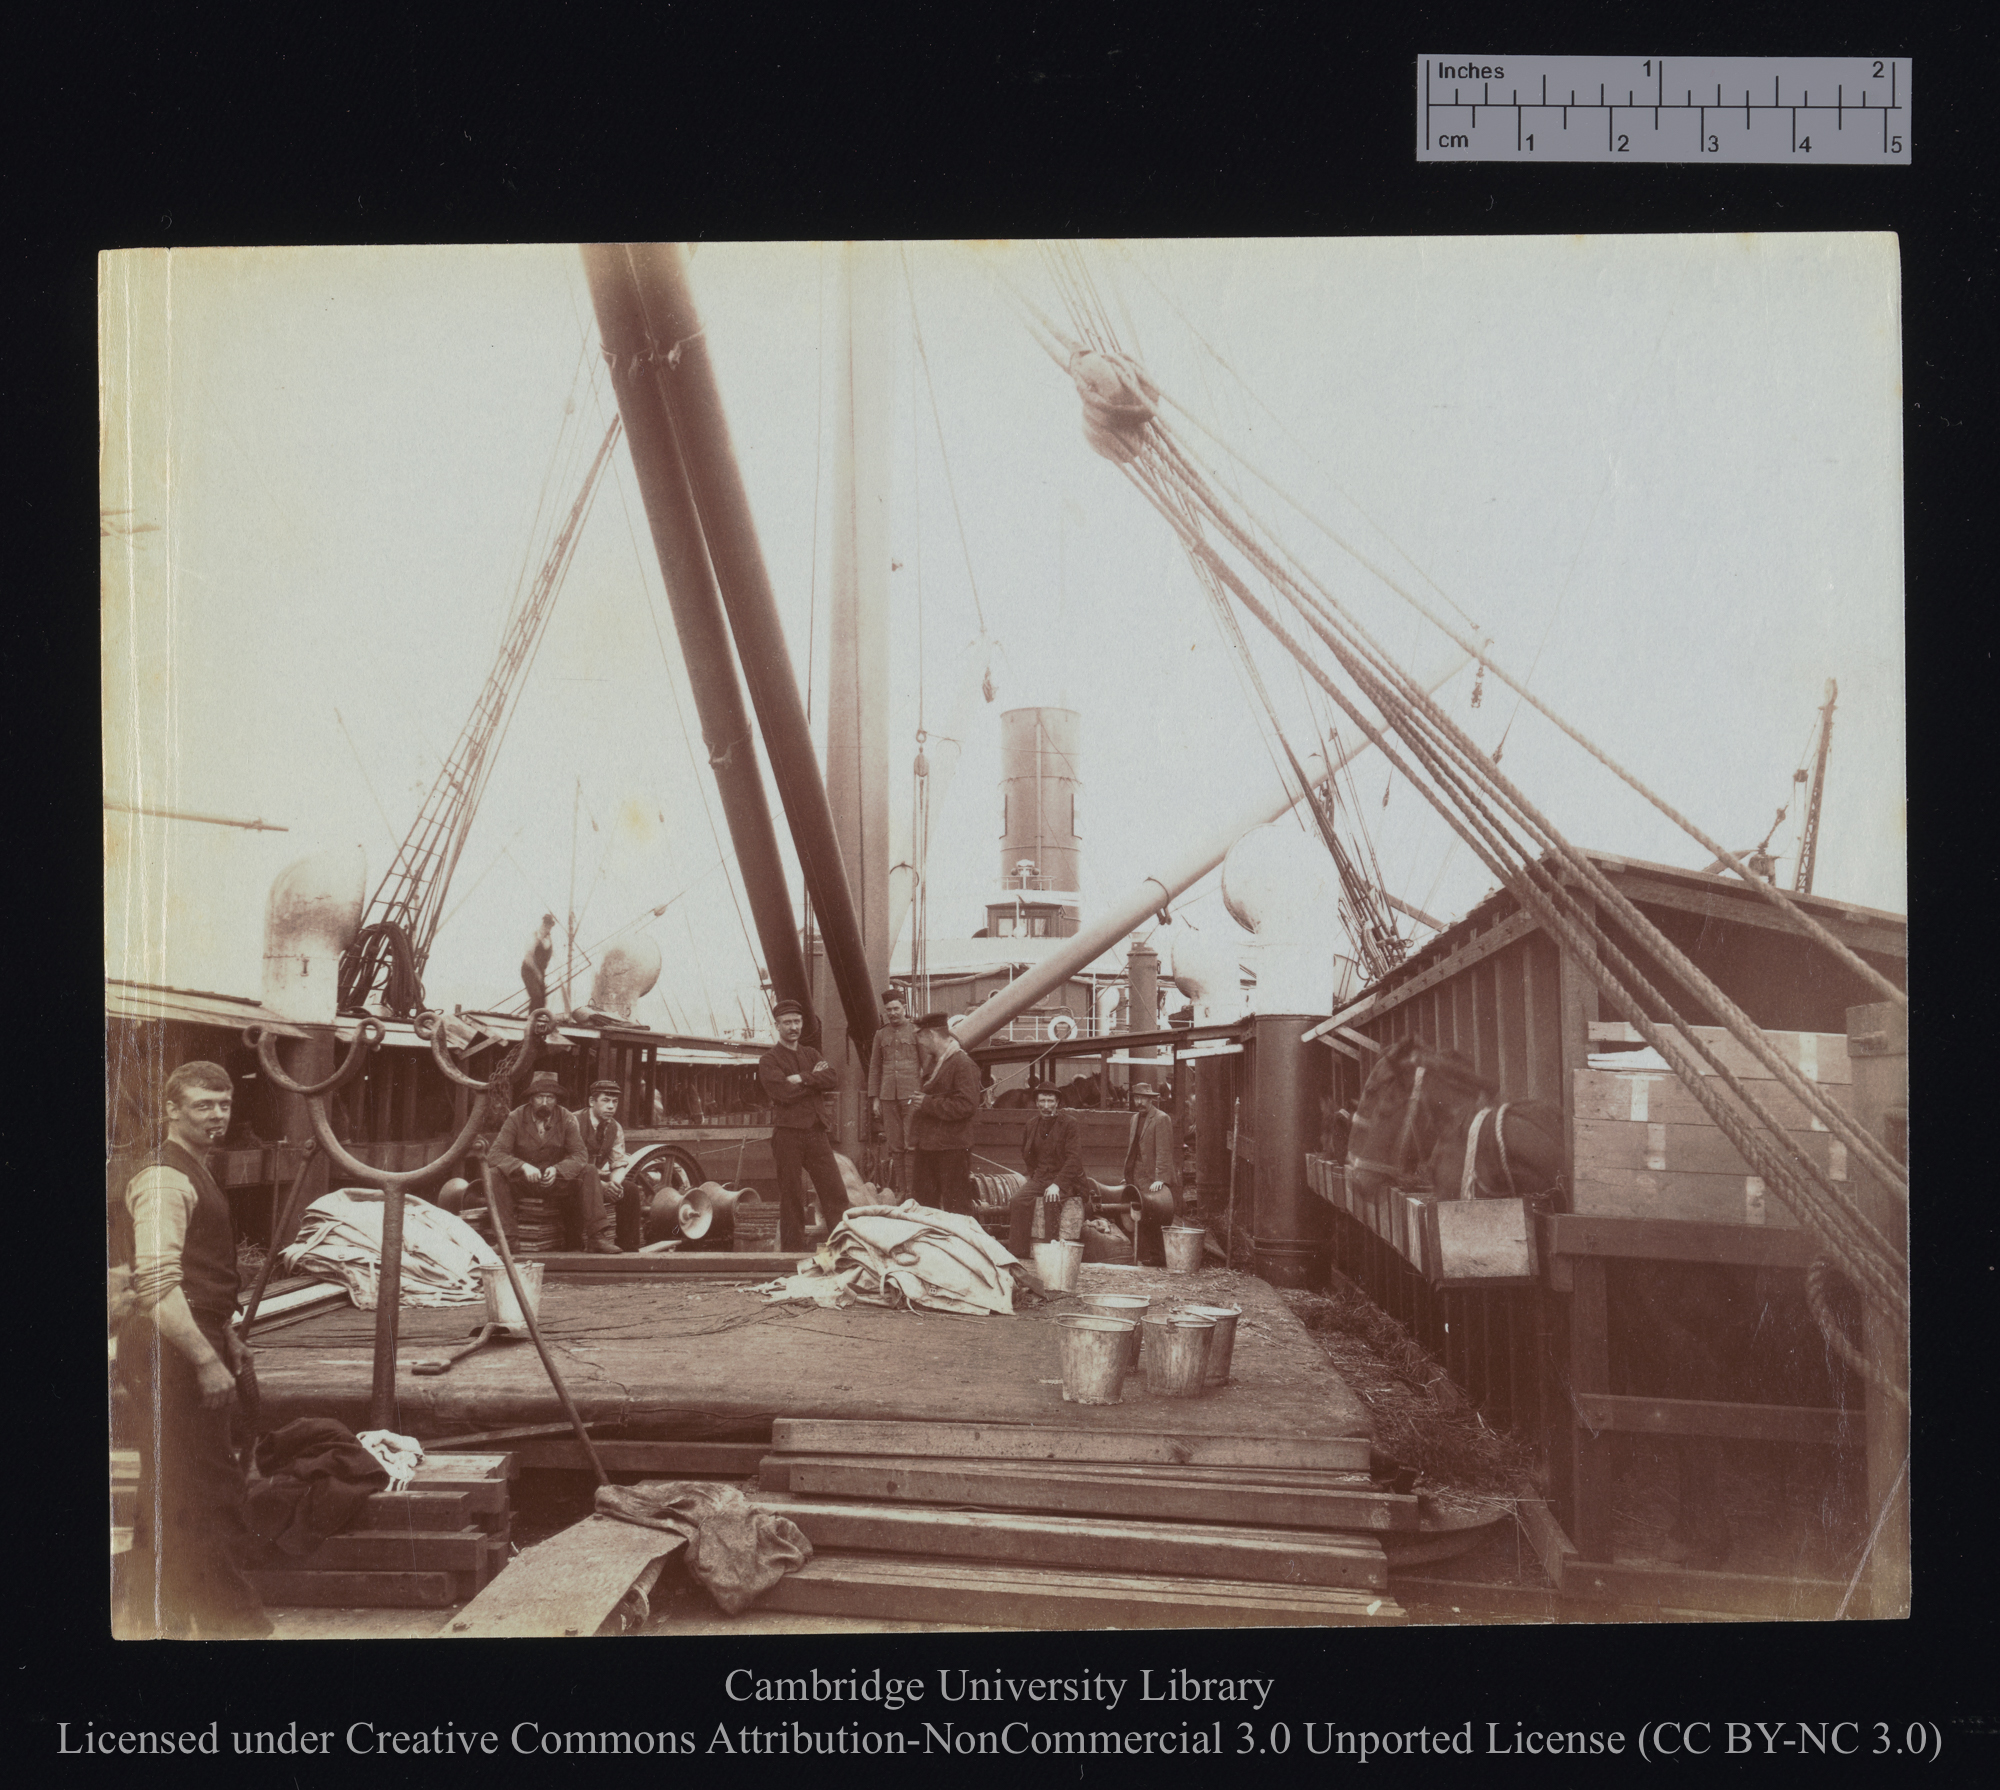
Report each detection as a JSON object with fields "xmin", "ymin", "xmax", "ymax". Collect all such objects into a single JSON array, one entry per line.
[
  {"xmin": 262, "ymin": 845, "xmax": 366, "ymax": 1024},
  {"xmin": 589, "ymin": 933, "xmax": 664, "ymax": 1020}
]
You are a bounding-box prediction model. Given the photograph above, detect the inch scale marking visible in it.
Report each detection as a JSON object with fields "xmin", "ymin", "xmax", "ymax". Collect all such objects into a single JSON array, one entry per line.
[{"xmin": 1417, "ymin": 56, "xmax": 1910, "ymax": 163}]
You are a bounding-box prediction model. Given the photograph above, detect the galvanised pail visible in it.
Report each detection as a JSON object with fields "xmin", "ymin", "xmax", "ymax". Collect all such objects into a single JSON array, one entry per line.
[
  {"xmin": 1141, "ymin": 1311, "xmax": 1215, "ymax": 1398},
  {"xmin": 1054, "ymin": 1314, "xmax": 1135, "ymax": 1404}
]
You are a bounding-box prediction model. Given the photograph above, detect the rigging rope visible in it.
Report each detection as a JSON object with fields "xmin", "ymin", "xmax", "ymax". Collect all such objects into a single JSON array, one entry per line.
[{"xmin": 1085, "ymin": 380, "xmax": 1907, "ymax": 1342}]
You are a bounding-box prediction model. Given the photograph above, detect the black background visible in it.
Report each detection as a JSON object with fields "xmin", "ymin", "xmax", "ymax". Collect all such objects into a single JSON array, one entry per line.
[{"xmin": 14, "ymin": 1, "xmax": 1993, "ymax": 1777}]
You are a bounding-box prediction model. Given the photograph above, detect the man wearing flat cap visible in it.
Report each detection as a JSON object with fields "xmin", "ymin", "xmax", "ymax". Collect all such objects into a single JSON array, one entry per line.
[
  {"xmin": 758, "ymin": 998, "xmax": 849, "ymax": 1251},
  {"xmin": 1122, "ymin": 1081, "xmax": 1183, "ymax": 1266},
  {"xmin": 487, "ymin": 1070, "xmax": 616, "ymax": 1252},
  {"xmin": 572, "ymin": 1078, "xmax": 635, "ymax": 1252},
  {"xmin": 910, "ymin": 1013, "xmax": 983, "ymax": 1214}
]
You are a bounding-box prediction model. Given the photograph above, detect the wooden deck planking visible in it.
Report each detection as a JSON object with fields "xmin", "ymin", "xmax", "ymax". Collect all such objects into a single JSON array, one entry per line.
[
  {"xmin": 770, "ymin": 1418, "xmax": 1371, "ymax": 1472},
  {"xmin": 751, "ymin": 1493, "xmax": 1390, "ymax": 1590},
  {"xmin": 757, "ymin": 1555, "xmax": 1406, "ymax": 1628},
  {"xmin": 774, "ymin": 1456, "xmax": 1418, "ymax": 1532},
  {"xmin": 249, "ymin": 1265, "xmax": 1371, "ymax": 1446}
]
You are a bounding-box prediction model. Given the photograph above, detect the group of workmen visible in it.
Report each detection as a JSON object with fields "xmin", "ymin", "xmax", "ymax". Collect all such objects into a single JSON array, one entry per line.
[
  {"xmin": 764, "ymin": 986, "xmax": 1185, "ymax": 1261},
  {"xmin": 110, "ymin": 993, "xmax": 1187, "ymax": 1637}
]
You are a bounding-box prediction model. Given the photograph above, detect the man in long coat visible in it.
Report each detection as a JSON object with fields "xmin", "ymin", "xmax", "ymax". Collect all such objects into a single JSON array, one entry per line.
[
  {"xmin": 1122, "ymin": 1081, "xmax": 1184, "ymax": 1266},
  {"xmin": 909, "ymin": 1013, "xmax": 982, "ymax": 1214}
]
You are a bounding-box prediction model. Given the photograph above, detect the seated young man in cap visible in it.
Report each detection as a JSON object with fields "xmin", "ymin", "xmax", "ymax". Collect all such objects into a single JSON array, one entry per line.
[
  {"xmin": 909, "ymin": 1013, "xmax": 983, "ymax": 1214},
  {"xmin": 1009, "ymin": 1085, "xmax": 1086, "ymax": 1254},
  {"xmin": 757, "ymin": 998, "xmax": 849, "ymax": 1252},
  {"xmin": 573, "ymin": 1078, "xmax": 635, "ymax": 1252},
  {"xmin": 486, "ymin": 1071, "xmax": 617, "ymax": 1252}
]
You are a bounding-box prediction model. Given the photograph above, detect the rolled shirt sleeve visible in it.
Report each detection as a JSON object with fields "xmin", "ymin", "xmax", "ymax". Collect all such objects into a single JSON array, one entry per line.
[{"xmin": 126, "ymin": 1166, "xmax": 199, "ymax": 1312}]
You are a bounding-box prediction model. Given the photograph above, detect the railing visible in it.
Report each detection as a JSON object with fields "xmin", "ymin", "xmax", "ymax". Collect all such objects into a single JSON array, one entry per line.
[{"xmin": 994, "ymin": 1013, "xmax": 1111, "ymax": 1044}]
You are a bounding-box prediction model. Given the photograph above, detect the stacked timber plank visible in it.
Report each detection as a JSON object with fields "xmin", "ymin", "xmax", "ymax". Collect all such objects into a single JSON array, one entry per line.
[
  {"xmin": 1574, "ymin": 1024, "xmax": 1851, "ymax": 1227},
  {"xmin": 246, "ymin": 1452, "xmax": 517, "ymax": 1611},
  {"xmin": 750, "ymin": 1419, "xmax": 1409, "ymax": 1628}
]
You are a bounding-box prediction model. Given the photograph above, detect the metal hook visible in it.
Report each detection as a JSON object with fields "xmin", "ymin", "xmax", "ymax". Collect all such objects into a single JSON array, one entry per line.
[{"xmin": 246, "ymin": 1019, "xmax": 383, "ymax": 1098}]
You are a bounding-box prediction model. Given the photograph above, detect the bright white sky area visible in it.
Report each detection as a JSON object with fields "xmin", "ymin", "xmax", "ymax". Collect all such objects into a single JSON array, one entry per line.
[{"xmin": 103, "ymin": 236, "xmax": 1905, "ymax": 1038}]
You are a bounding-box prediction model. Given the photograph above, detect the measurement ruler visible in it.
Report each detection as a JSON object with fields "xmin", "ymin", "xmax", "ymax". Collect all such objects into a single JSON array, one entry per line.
[{"xmin": 1417, "ymin": 56, "xmax": 1910, "ymax": 163}]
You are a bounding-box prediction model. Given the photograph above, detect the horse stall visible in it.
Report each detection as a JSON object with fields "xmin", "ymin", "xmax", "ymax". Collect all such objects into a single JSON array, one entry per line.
[{"xmin": 1300, "ymin": 853, "xmax": 1908, "ymax": 1617}]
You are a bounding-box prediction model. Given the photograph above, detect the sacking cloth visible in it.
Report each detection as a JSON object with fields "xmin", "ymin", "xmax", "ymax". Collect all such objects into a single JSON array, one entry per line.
[
  {"xmin": 758, "ymin": 1200, "xmax": 1035, "ymax": 1316},
  {"xmin": 594, "ymin": 1482, "xmax": 811, "ymax": 1616},
  {"xmin": 280, "ymin": 1189, "xmax": 500, "ymax": 1307},
  {"xmin": 246, "ymin": 1418, "xmax": 390, "ymax": 1557}
]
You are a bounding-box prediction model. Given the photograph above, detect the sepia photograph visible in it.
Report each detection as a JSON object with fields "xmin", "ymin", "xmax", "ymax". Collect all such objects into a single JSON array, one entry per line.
[{"xmin": 102, "ymin": 234, "xmax": 1907, "ymax": 1649}]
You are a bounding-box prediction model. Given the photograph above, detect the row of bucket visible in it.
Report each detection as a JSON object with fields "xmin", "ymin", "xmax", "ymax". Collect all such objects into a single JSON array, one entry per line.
[
  {"xmin": 1055, "ymin": 1295, "xmax": 1241, "ymax": 1405},
  {"xmin": 1030, "ymin": 1221, "xmax": 1207, "ymax": 1296}
]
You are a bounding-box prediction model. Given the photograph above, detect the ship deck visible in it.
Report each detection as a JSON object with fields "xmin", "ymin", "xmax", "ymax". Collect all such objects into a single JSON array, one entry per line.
[{"xmin": 248, "ymin": 1262, "xmax": 1372, "ymax": 1446}]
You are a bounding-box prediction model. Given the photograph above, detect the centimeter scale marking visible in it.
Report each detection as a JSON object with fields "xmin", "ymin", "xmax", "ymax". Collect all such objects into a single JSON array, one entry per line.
[{"xmin": 1417, "ymin": 56, "xmax": 1910, "ymax": 164}]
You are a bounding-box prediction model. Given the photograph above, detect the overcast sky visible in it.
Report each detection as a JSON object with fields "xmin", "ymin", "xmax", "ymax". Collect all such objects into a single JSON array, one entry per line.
[{"xmin": 103, "ymin": 235, "xmax": 1905, "ymax": 1037}]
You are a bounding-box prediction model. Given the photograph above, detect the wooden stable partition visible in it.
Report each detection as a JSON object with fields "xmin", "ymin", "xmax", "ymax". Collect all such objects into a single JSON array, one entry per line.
[{"xmin": 1301, "ymin": 855, "xmax": 1905, "ymax": 1611}]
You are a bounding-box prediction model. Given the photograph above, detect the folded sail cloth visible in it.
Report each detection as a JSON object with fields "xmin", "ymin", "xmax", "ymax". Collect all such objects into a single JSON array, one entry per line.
[
  {"xmin": 595, "ymin": 1481, "xmax": 811, "ymax": 1616},
  {"xmin": 279, "ymin": 1189, "xmax": 501, "ymax": 1307},
  {"xmin": 759, "ymin": 1200, "xmax": 1030, "ymax": 1317}
]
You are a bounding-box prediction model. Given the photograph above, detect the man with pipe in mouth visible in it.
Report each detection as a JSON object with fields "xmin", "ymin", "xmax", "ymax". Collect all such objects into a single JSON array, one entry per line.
[{"xmin": 112, "ymin": 1061, "xmax": 271, "ymax": 1638}]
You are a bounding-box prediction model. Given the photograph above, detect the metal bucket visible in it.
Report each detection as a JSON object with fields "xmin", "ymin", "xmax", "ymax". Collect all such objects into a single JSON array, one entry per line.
[
  {"xmin": 1163, "ymin": 1223, "xmax": 1207, "ymax": 1274},
  {"xmin": 1032, "ymin": 1239, "xmax": 1084, "ymax": 1293},
  {"xmin": 1054, "ymin": 1314, "xmax": 1134, "ymax": 1405},
  {"xmin": 1141, "ymin": 1310, "xmax": 1215, "ymax": 1398},
  {"xmin": 1076, "ymin": 1292, "xmax": 1151, "ymax": 1367},
  {"xmin": 477, "ymin": 1260, "xmax": 543, "ymax": 1337},
  {"xmin": 1182, "ymin": 1302, "xmax": 1241, "ymax": 1384}
]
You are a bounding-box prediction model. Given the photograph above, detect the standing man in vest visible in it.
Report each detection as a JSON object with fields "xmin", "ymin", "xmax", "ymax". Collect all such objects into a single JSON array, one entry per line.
[
  {"xmin": 867, "ymin": 988, "xmax": 923, "ymax": 1194},
  {"xmin": 1008, "ymin": 1085, "xmax": 1085, "ymax": 1254},
  {"xmin": 487, "ymin": 1071, "xmax": 615, "ymax": 1252},
  {"xmin": 1122, "ymin": 1082, "xmax": 1183, "ymax": 1266},
  {"xmin": 114, "ymin": 1061, "xmax": 270, "ymax": 1638},
  {"xmin": 574, "ymin": 1078, "xmax": 635, "ymax": 1252},
  {"xmin": 910, "ymin": 1013, "xmax": 982, "ymax": 1214},
  {"xmin": 758, "ymin": 998, "xmax": 848, "ymax": 1251}
]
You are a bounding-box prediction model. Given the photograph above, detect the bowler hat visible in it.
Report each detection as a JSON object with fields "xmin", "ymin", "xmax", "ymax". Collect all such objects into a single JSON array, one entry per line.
[
  {"xmin": 528, "ymin": 1070, "xmax": 562, "ymax": 1094},
  {"xmin": 1132, "ymin": 1082, "xmax": 1157, "ymax": 1099}
]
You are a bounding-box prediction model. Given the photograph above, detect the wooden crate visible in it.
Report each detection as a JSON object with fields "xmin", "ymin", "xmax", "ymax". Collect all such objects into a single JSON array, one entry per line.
[{"xmin": 1571, "ymin": 1027, "xmax": 1852, "ymax": 1227}]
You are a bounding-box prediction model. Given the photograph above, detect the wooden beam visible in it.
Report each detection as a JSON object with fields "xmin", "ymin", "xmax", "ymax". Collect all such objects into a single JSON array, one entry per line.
[
  {"xmin": 1573, "ymin": 1394, "xmax": 1850, "ymax": 1446},
  {"xmin": 358, "ymin": 1491, "xmax": 473, "ymax": 1530},
  {"xmin": 505, "ymin": 1439, "xmax": 768, "ymax": 1476},
  {"xmin": 441, "ymin": 1515, "xmax": 685, "ymax": 1638},
  {"xmin": 536, "ymin": 1252, "xmax": 800, "ymax": 1276},
  {"xmin": 752, "ymin": 1493, "xmax": 1390, "ymax": 1590},
  {"xmin": 1352, "ymin": 911, "xmax": 1541, "ymax": 1027},
  {"xmin": 276, "ymin": 1529, "xmax": 491, "ymax": 1573},
  {"xmin": 1545, "ymin": 1213, "xmax": 1821, "ymax": 1269},
  {"xmin": 1512, "ymin": 1496, "xmax": 1577, "ymax": 1593},
  {"xmin": 768, "ymin": 1418, "xmax": 1372, "ymax": 1473},
  {"xmin": 756, "ymin": 1554, "xmax": 1406, "ymax": 1628},
  {"xmin": 1606, "ymin": 870, "xmax": 1906, "ymax": 959},
  {"xmin": 773, "ymin": 1455, "xmax": 1418, "ymax": 1532}
]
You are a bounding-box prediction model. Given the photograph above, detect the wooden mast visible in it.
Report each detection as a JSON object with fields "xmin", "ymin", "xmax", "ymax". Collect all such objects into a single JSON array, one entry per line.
[{"xmin": 820, "ymin": 243, "xmax": 895, "ymax": 1154}]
